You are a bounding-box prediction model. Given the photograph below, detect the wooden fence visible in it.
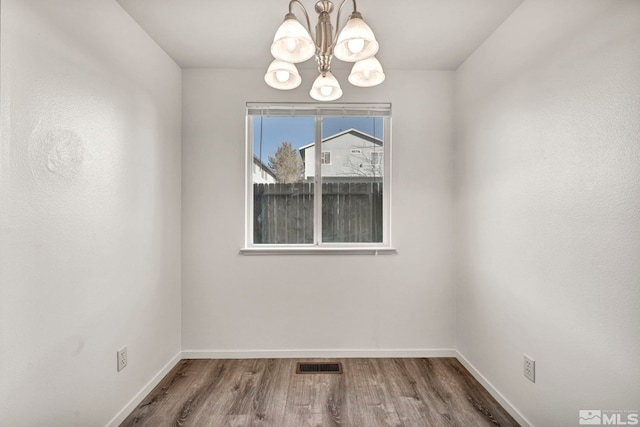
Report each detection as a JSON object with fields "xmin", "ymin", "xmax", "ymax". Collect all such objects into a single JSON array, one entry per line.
[{"xmin": 254, "ymin": 182, "xmax": 383, "ymax": 244}]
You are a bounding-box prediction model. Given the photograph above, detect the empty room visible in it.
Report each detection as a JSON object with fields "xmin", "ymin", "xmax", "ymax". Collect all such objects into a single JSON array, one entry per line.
[{"xmin": 1, "ymin": 0, "xmax": 638, "ymax": 426}]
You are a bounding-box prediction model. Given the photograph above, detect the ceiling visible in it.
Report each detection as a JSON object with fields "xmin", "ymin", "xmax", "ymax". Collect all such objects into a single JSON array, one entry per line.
[{"xmin": 116, "ymin": 0, "xmax": 524, "ymax": 70}]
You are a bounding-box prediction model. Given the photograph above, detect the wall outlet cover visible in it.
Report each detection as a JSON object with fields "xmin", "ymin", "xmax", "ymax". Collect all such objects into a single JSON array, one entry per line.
[
  {"xmin": 524, "ymin": 354, "xmax": 535, "ymax": 383},
  {"xmin": 117, "ymin": 346, "xmax": 128, "ymax": 372}
]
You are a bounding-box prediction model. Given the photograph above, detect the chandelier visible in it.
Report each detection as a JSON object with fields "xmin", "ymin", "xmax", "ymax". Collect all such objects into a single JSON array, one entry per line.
[{"xmin": 264, "ymin": 0, "xmax": 385, "ymax": 101}]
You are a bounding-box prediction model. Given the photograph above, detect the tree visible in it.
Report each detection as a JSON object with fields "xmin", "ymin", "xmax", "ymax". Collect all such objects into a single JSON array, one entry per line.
[{"xmin": 268, "ymin": 142, "xmax": 303, "ymax": 183}]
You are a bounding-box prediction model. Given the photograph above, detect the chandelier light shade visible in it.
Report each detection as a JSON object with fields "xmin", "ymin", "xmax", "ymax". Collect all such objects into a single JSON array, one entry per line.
[
  {"xmin": 333, "ymin": 13, "xmax": 378, "ymax": 62},
  {"xmin": 310, "ymin": 71, "xmax": 343, "ymax": 101},
  {"xmin": 264, "ymin": 59, "xmax": 302, "ymax": 90},
  {"xmin": 270, "ymin": 14, "xmax": 316, "ymax": 63},
  {"xmin": 265, "ymin": 0, "xmax": 385, "ymax": 101},
  {"xmin": 348, "ymin": 56, "xmax": 385, "ymax": 87}
]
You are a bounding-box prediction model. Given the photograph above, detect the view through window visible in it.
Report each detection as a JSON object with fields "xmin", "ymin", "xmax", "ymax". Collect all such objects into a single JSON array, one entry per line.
[{"xmin": 246, "ymin": 103, "xmax": 391, "ymax": 248}]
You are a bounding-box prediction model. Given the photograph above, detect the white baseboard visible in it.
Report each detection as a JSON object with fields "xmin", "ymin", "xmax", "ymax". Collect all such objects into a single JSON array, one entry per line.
[
  {"xmin": 455, "ymin": 351, "xmax": 534, "ymax": 427},
  {"xmin": 105, "ymin": 351, "xmax": 182, "ymax": 427},
  {"xmin": 182, "ymin": 348, "xmax": 457, "ymax": 359}
]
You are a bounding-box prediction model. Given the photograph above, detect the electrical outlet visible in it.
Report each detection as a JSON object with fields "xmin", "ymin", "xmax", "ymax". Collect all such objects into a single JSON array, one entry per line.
[
  {"xmin": 523, "ymin": 355, "xmax": 535, "ymax": 383},
  {"xmin": 117, "ymin": 346, "xmax": 128, "ymax": 372}
]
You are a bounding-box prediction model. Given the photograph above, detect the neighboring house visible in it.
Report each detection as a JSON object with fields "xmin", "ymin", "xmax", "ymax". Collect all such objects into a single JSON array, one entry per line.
[
  {"xmin": 253, "ymin": 155, "xmax": 277, "ymax": 184},
  {"xmin": 298, "ymin": 129, "xmax": 384, "ymax": 182}
]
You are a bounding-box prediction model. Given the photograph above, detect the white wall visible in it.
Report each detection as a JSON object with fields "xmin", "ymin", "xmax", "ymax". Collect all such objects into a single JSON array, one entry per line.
[
  {"xmin": 0, "ymin": 1, "xmax": 182, "ymax": 425},
  {"xmin": 6, "ymin": 1, "xmax": 637, "ymax": 424},
  {"xmin": 182, "ymin": 69, "xmax": 455, "ymax": 355},
  {"xmin": 454, "ymin": 1, "xmax": 640, "ymax": 426}
]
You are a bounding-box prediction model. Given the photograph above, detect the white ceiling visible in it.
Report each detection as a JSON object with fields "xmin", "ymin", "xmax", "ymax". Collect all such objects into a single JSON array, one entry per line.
[{"xmin": 116, "ymin": 0, "xmax": 524, "ymax": 70}]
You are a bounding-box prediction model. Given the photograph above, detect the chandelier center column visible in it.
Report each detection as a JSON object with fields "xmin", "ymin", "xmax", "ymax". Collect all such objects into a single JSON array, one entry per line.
[{"xmin": 315, "ymin": 1, "xmax": 334, "ymax": 75}]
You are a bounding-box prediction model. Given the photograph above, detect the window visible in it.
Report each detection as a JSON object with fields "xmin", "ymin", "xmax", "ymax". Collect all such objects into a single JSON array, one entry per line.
[
  {"xmin": 244, "ymin": 103, "xmax": 393, "ymax": 253},
  {"xmin": 370, "ymin": 151, "xmax": 383, "ymax": 165},
  {"xmin": 321, "ymin": 151, "xmax": 331, "ymax": 165}
]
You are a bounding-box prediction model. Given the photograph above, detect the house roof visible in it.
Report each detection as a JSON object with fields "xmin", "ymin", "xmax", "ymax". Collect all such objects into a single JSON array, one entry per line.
[{"xmin": 298, "ymin": 128, "xmax": 383, "ymax": 151}]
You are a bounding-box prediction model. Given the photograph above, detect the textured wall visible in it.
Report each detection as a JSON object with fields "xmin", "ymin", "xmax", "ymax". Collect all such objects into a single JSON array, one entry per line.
[
  {"xmin": 182, "ymin": 69, "xmax": 456, "ymax": 355},
  {"xmin": 0, "ymin": 1, "xmax": 182, "ymax": 425},
  {"xmin": 454, "ymin": 1, "xmax": 640, "ymax": 426}
]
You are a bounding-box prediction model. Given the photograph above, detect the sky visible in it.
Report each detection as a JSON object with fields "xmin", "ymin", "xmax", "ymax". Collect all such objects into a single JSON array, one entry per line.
[{"xmin": 252, "ymin": 116, "xmax": 383, "ymax": 163}]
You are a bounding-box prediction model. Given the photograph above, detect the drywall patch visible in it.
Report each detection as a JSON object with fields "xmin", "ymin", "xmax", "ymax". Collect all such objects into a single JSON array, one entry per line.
[{"xmin": 29, "ymin": 126, "xmax": 84, "ymax": 184}]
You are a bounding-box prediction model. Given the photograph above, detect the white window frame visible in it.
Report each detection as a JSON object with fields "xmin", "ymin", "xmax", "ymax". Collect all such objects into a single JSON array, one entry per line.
[
  {"xmin": 242, "ymin": 103, "xmax": 395, "ymax": 255},
  {"xmin": 321, "ymin": 151, "xmax": 332, "ymax": 165}
]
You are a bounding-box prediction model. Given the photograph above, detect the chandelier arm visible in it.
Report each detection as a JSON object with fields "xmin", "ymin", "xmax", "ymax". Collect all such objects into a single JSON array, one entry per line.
[
  {"xmin": 331, "ymin": 0, "xmax": 353, "ymax": 48},
  {"xmin": 288, "ymin": 0, "xmax": 316, "ymax": 44}
]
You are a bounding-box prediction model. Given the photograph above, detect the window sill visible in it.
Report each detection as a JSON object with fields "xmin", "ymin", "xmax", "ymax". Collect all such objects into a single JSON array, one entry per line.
[{"xmin": 240, "ymin": 247, "xmax": 397, "ymax": 256}]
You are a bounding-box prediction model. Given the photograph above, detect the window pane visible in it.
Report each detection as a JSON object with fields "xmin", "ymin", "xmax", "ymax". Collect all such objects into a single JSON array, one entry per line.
[
  {"xmin": 321, "ymin": 117, "xmax": 384, "ymax": 243},
  {"xmin": 252, "ymin": 116, "xmax": 314, "ymax": 244}
]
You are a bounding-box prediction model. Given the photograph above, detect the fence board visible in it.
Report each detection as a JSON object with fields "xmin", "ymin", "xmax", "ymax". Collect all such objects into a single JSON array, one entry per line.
[{"xmin": 254, "ymin": 182, "xmax": 382, "ymax": 244}]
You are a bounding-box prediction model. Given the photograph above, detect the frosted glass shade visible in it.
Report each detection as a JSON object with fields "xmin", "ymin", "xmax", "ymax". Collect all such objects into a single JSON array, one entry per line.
[
  {"xmin": 270, "ymin": 14, "xmax": 316, "ymax": 63},
  {"xmin": 348, "ymin": 57, "xmax": 385, "ymax": 87},
  {"xmin": 334, "ymin": 15, "xmax": 378, "ymax": 62},
  {"xmin": 264, "ymin": 60, "xmax": 301, "ymax": 90},
  {"xmin": 309, "ymin": 72, "xmax": 343, "ymax": 101}
]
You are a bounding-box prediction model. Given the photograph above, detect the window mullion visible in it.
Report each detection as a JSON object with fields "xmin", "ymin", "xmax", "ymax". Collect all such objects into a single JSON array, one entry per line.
[
  {"xmin": 246, "ymin": 115, "xmax": 254, "ymax": 248},
  {"xmin": 383, "ymin": 116, "xmax": 391, "ymax": 246},
  {"xmin": 313, "ymin": 116, "xmax": 323, "ymax": 245}
]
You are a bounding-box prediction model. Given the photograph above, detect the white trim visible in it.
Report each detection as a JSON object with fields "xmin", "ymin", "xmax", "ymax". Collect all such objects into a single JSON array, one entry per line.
[
  {"xmin": 182, "ymin": 348, "xmax": 456, "ymax": 359},
  {"xmin": 383, "ymin": 119, "xmax": 392, "ymax": 247},
  {"xmin": 455, "ymin": 351, "xmax": 534, "ymax": 427},
  {"xmin": 247, "ymin": 102, "xmax": 392, "ymax": 117},
  {"xmin": 314, "ymin": 116, "xmax": 322, "ymax": 245},
  {"xmin": 245, "ymin": 115, "xmax": 253, "ymax": 249},
  {"xmin": 240, "ymin": 247, "xmax": 397, "ymax": 256},
  {"xmin": 105, "ymin": 352, "xmax": 182, "ymax": 427}
]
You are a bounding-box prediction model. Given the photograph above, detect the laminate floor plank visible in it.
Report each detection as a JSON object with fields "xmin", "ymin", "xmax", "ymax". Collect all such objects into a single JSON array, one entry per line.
[
  {"xmin": 324, "ymin": 369, "xmax": 346, "ymax": 426},
  {"xmin": 249, "ymin": 358, "xmax": 292, "ymax": 425},
  {"xmin": 402, "ymin": 358, "xmax": 464, "ymax": 426},
  {"xmin": 349, "ymin": 359, "xmax": 384, "ymax": 408},
  {"xmin": 380, "ymin": 358, "xmax": 449, "ymax": 427},
  {"xmin": 284, "ymin": 367, "xmax": 314, "ymax": 415},
  {"xmin": 120, "ymin": 358, "xmax": 520, "ymax": 427},
  {"xmin": 442, "ymin": 358, "xmax": 517, "ymax": 427},
  {"xmin": 120, "ymin": 359, "xmax": 213, "ymax": 426},
  {"xmin": 178, "ymin": 360, "xmax": 242, "ymax": 426},
  {"xmin": 226, "ymin": 359, "xmax": 267, "ymax": 416},
  {"xmin": 347, "ymin": 359, "xmax": 401, "ymax": 427},
  {"xmin": 411, "ymin": 358, "xmax": 475, "ymax": 426},
  {"xmin": 187, "ymin": 360, "xmax": 260, "ymax": 425}
]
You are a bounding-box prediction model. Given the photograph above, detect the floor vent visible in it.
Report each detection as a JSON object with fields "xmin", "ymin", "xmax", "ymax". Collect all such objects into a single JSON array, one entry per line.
[{"xmin": 296, "ymin": 362, "xmax": 343, "ymax": 374}]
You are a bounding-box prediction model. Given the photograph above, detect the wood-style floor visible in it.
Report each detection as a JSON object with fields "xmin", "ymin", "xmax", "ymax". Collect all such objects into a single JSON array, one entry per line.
[{"xmin": 121, "ymin": 358, "xmax": 519, "ymax": 427}]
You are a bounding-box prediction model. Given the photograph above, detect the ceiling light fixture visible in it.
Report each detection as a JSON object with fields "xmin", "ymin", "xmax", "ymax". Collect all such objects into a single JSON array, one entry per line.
[{"xmin": 264, "ymin": 0, "xmax": 385, "ymax": 101}]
